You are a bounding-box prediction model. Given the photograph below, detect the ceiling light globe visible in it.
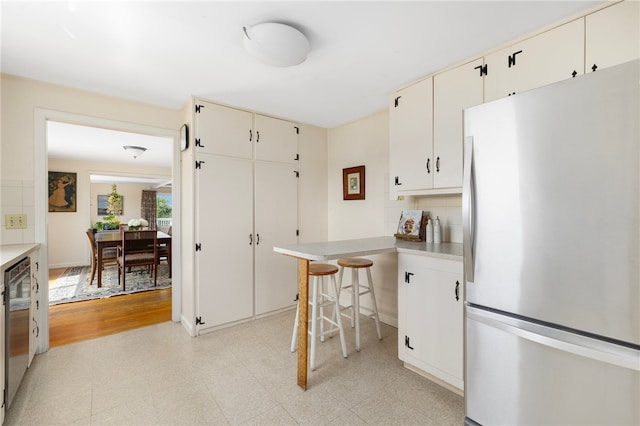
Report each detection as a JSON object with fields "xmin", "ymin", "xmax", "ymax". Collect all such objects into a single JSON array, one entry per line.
[{"xmin": 243, "ymin": 23, "xmax": 309, "ymax": 67}]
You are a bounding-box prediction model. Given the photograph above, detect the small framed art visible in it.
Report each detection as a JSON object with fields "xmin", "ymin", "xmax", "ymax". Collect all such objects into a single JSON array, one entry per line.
[
  {"xmin": 48, "ymin": 171, "xmax": 77, "ymax": 212},
  {"xmin": 342, "ymin": 165, "xmax": 365, "ymax": 200}
]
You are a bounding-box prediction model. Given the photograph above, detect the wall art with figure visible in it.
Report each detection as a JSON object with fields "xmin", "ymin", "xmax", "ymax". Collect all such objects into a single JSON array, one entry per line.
[{"xmin": 48, "ymin": 171, "xmax": 77, "ymax": 212}]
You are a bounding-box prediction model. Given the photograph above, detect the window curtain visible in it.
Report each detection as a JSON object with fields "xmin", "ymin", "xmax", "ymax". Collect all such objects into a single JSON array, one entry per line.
[{"xmin": 141, "ymin": 190, "xmax": 157, "ymax": 230}]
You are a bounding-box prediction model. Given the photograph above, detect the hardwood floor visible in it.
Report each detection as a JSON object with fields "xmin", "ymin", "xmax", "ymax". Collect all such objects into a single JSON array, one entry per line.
[{"xmin": 48, "ymin": 268, "xmax": 172, "ymax": 347}]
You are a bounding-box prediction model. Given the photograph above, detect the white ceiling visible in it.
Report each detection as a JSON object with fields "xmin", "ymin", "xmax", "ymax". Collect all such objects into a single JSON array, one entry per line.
[
  {"xmin": 47, "ymin": 121, "xmax": 173, "ymax": 167},
  {"xmin": 1, "ymin": 1, "xmax": 604, "ymax": 131}
]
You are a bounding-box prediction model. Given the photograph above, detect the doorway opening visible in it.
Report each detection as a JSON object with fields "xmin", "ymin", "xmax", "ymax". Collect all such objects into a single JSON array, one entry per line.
[{"xmin": 34, "ymin": 109, "xmax": 182, "ymax": 352}]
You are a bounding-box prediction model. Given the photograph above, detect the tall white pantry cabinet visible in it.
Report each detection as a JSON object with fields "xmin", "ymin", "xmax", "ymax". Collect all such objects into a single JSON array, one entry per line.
[{"xmin": 191, "ymin": 100, "xmax": 299, "ymax": 332}]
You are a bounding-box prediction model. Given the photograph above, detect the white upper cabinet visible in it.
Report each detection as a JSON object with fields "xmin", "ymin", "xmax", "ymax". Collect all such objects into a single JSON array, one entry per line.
[
  {"xmin": 194, "ymin": 101, "xmax": 253, "ymax": 159},
  {"xmin": 389, "ymin": 77, "xmax": 433, "ymax": 193},
  {"xmin": 484, "ymin": 18, "xmax": 585, "ymax": 102},
  {"xmin": 586, "ymin": 0, "xmax": 640, "ymax": 73},
  {"xmin": 254, "ymin": 114, "xmax": 299, "ymax": 164},
  {"xmin": 433, "ymin": 58, "xmax": 484, "ymax": 189}
]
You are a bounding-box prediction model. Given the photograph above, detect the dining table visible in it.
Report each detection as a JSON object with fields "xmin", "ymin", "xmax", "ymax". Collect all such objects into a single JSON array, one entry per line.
[
  {"xmin": 95, "ymin": 230, "xmax": 172, "ymax": 287},
  {"xmin": 273, "ymin": 236, "xmax": 398, "ymax": 390}
]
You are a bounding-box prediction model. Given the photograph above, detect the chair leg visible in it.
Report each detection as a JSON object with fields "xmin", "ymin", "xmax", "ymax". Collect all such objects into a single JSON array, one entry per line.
[
  {"xmin": 366, "ymin": 267, "xmax": 382, "ymax": 340},
  {"xmin": 290, "ymin": 301, "xmax": 299, "ymax": 353},
  {"xmin": 309, "ymin": 276, "xmax": 319, "ymax": 371},
  {"xmin": 353, "ymin": 268, "xmax": 361, "ymax": 351},
  {"xmin": 331, "ymin": 274, "xmax": 348, "ymax": 358},
  {"xmin": 89, "ymin": 257, "xmax": 96, "ymax": 285}
]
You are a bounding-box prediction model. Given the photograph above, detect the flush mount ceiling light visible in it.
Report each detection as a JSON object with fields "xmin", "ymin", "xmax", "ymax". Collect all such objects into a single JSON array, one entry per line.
[
  {"xmin": 242, "ymin": 22, "xmax": 310, "ymax": 67},
  {"xmin": 123, "ymin": 145, "xmax": 147, "ymax": 159}
]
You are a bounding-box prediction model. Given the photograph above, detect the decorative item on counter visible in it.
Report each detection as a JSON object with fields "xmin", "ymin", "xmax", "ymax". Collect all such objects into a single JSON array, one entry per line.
[
  {"xmin": 434, "ymin": 216, "xmax": 442, "ymax": 244},
  {"xmin": 127, "ymin": 218, "xmax": 149, "ymax": 230},
  {"xmin": 395, "ymin": 210, "xmax": 428, "ymax": 241},
  {"xmin": 426, "ymin": 217, "xmax": 434, "ymax": 243}
]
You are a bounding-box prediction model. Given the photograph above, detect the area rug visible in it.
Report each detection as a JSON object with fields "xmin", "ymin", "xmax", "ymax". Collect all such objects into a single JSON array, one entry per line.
[{"xmin": 49, "ymin": 264, "xmax": 171, "ymax": 305}]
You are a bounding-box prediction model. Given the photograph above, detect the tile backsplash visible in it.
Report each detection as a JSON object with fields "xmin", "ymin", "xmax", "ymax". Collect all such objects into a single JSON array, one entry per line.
[
  {"xmin": 416, "ymin": 195, "xmax": 463, "ymax": 243},
  {"xmin": 384, "ymin": 180, "xmax": 463, "ymax": 243},
  {"xmin": 1, "ymin": 179, "xmax": 36, "ymax": 244}
]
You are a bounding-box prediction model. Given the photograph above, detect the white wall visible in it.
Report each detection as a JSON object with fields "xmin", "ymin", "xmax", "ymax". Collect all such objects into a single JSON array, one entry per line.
[
  {"xmin": 327, "ymin": 110, "xmax": 464, "ymax": 326},
  {"xmin": 0, "ymin": 74, "xmax": 180, "ymax": 245},
  {"xmin": 327, "ymin": 110, "xmax": 406, "ymax": 325},
  {"xmin": 298, "ymin": 123, "xmax": 328, "ymax": 243}
]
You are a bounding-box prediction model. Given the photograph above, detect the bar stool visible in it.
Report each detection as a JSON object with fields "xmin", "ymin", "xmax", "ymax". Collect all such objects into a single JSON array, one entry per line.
[
  {"xmin": 290, "ymin": 263, "xmax": 348, "ymax": 370},
  {"xmin": 337, "ymin": 257, "xmax": 382, "ymax": 351}
]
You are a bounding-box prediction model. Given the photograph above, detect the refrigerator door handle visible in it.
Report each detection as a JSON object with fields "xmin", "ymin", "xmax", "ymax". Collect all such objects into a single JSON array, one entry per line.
[
  {"xmin": 468, "ymin": 306, "xmax": 640, "ymax": 372},
  {"xmin": 462, "ymin": 136, "xmax": 475, "ymax": 282}
]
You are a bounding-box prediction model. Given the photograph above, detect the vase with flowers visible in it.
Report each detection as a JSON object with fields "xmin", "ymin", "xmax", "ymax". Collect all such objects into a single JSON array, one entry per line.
[{"xmin": 127, "ymin": 218, "xmax": 149, "ymax": 231}]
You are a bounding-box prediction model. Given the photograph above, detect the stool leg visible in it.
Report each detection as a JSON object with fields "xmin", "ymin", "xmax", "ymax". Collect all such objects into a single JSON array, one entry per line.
[
  {"xmin": 366, "ymin": 267, "xmax": 382, "ymax": 340},
  {"xmin": 310, "ymin": 276, "xmax": 319, "ymax": 371},
  {"xmin": 290, "ymin": 300, "xmax": 299, "ymax": 353},
  {"xmin": 331, "ymin": 273, "xmax": 348, "ymax": 358},
  {"xmin": 353, "ymin": 268, "xmax": 361, "ymax": 352},
  {"xmin": 319, "ymin": 276, "xmax": 326, "ymax": 343}
]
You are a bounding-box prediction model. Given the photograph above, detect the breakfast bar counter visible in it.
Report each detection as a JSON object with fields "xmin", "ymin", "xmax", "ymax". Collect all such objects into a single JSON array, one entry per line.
[{"xmin": 274, "ymin": 236, "xmax": 462, "ymax": 389}]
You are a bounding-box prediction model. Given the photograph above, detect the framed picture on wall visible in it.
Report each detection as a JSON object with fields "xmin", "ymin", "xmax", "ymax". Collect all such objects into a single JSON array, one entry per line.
[
  {"xmin": 342, "ymin": 165, "xmax": 365, "ymax": 200},
  {"xmin": 97, "ymin": 194, "xmax": 124, "ymax": 216},
  {"xmin": 48, "ymin": 171, "xmax": 77, "ymax": 212}
]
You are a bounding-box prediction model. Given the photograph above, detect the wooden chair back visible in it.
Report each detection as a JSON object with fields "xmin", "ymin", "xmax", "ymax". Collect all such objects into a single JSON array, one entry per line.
[{"xmin": 117, "ymin": 230, "xmax": 158, "ymax": 289}]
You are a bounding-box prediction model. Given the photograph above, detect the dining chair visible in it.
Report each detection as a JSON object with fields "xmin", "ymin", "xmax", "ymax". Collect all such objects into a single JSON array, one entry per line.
[
  {"xmin": 86, "ymin": 228, "xmax": 117, "ymax": 284},
  {"xmin": 157, "ymin": 240, "xmax": 171, "ymax": 278},
  {"xmin": 117, "ymin": 230, "xmax": 158, "ymax": 290}
]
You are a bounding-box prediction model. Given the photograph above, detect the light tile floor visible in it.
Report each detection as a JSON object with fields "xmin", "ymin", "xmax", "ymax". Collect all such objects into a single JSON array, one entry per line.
[{"xmin": 4, "ymin": 310, "xmax": 464, "ymax": 425}]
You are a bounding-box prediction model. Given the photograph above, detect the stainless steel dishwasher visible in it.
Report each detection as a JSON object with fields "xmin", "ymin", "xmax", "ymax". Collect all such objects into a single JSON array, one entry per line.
[{"xmin": 3, "ymin": 256, "xmax": 31, "ymax": 409}]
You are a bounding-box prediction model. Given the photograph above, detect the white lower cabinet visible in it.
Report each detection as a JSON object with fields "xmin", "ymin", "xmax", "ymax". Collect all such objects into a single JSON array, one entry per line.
[
  {"xmin": 195, "ymin": 155, "xmax": 255, "ymax": 328},
  {"xmin": 193, "ymin": 158, "xmax": 298, "ymax": 330},
  {"xmin": 0, "ymin": 279, "xmax": 3, "ymax": 426},
  {"xmin": 398, "ymin": 253, "xmax": 464, "ymax": 393},
  {"xmin": 29, "ymin": 251, "xmax": 39, "ymax": 365},
  {"xmin": 254, "ymin": 162, "xmax": 299, "ymax": 315}
]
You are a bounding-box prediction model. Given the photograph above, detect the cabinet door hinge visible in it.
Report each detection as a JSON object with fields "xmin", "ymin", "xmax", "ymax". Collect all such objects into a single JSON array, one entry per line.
[
  {"xmin": 508, "ymin": 50, "xmax": 522, "ymax": 68},
  {"xmin": 195, "ymin": 138, "xmax": 204, "ymax": 148},
  {"xmin": 196, "ymin": 316, "xmax": 205, "ymax": 326},
  {"xmin": 195, "ymin": 243, "xmax": 202, "ymax": 252},
  {"xmin": 405, "ymin": 335, "xmax": 414, "ymax": 350},
  {"xmin": 474, "ymin": 64, "xmax": 488, "ymax": 77},
  {"xmin": 195, "ymin": 104, "xmax": 204, "ymax": 113},
  {"xmin": 195, "ymin": 160, "xmax": 205, "ymax": 169},
  {"xmin": 294, "ymin": 126, "xmax": 300, "ymax": 134}
]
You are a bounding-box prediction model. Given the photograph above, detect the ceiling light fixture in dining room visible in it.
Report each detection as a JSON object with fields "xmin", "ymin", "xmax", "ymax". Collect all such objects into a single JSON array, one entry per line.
[{"xmin": 123, "ymin": 145, "xmax": 147, "ymax": 159}]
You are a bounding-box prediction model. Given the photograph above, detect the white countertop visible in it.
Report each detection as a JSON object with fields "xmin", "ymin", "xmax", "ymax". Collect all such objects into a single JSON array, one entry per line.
[
  {"xmin": 1, "ymin": 244, "xmax": 40, "ymax": 270},
  {"xmin": 274, "ymin": 236, "xmax": 462, "ymax": 262}
]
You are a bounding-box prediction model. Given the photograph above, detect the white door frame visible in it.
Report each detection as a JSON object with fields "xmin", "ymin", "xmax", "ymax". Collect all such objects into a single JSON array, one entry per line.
[{"xmin": 34, "ymin": 108, "xmax": 182, "ymax": 352}]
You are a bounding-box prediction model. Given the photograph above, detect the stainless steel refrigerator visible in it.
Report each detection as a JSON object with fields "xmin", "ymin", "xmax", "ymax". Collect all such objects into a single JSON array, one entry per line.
[{"xmin": 462, "ymin": 59, "xmax": 639, "ymax": 425}]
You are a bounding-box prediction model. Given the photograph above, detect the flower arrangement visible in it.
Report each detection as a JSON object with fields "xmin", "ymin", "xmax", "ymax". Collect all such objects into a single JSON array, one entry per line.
[{"xmin": 127, "ymin": 218, "xmax": 149, "ymax": 230}]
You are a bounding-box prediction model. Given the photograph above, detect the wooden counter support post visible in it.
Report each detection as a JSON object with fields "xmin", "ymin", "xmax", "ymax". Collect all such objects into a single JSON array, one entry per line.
[{"xmin": 297, "ymin": 258, "xmax": 309, "ymax": 389}]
